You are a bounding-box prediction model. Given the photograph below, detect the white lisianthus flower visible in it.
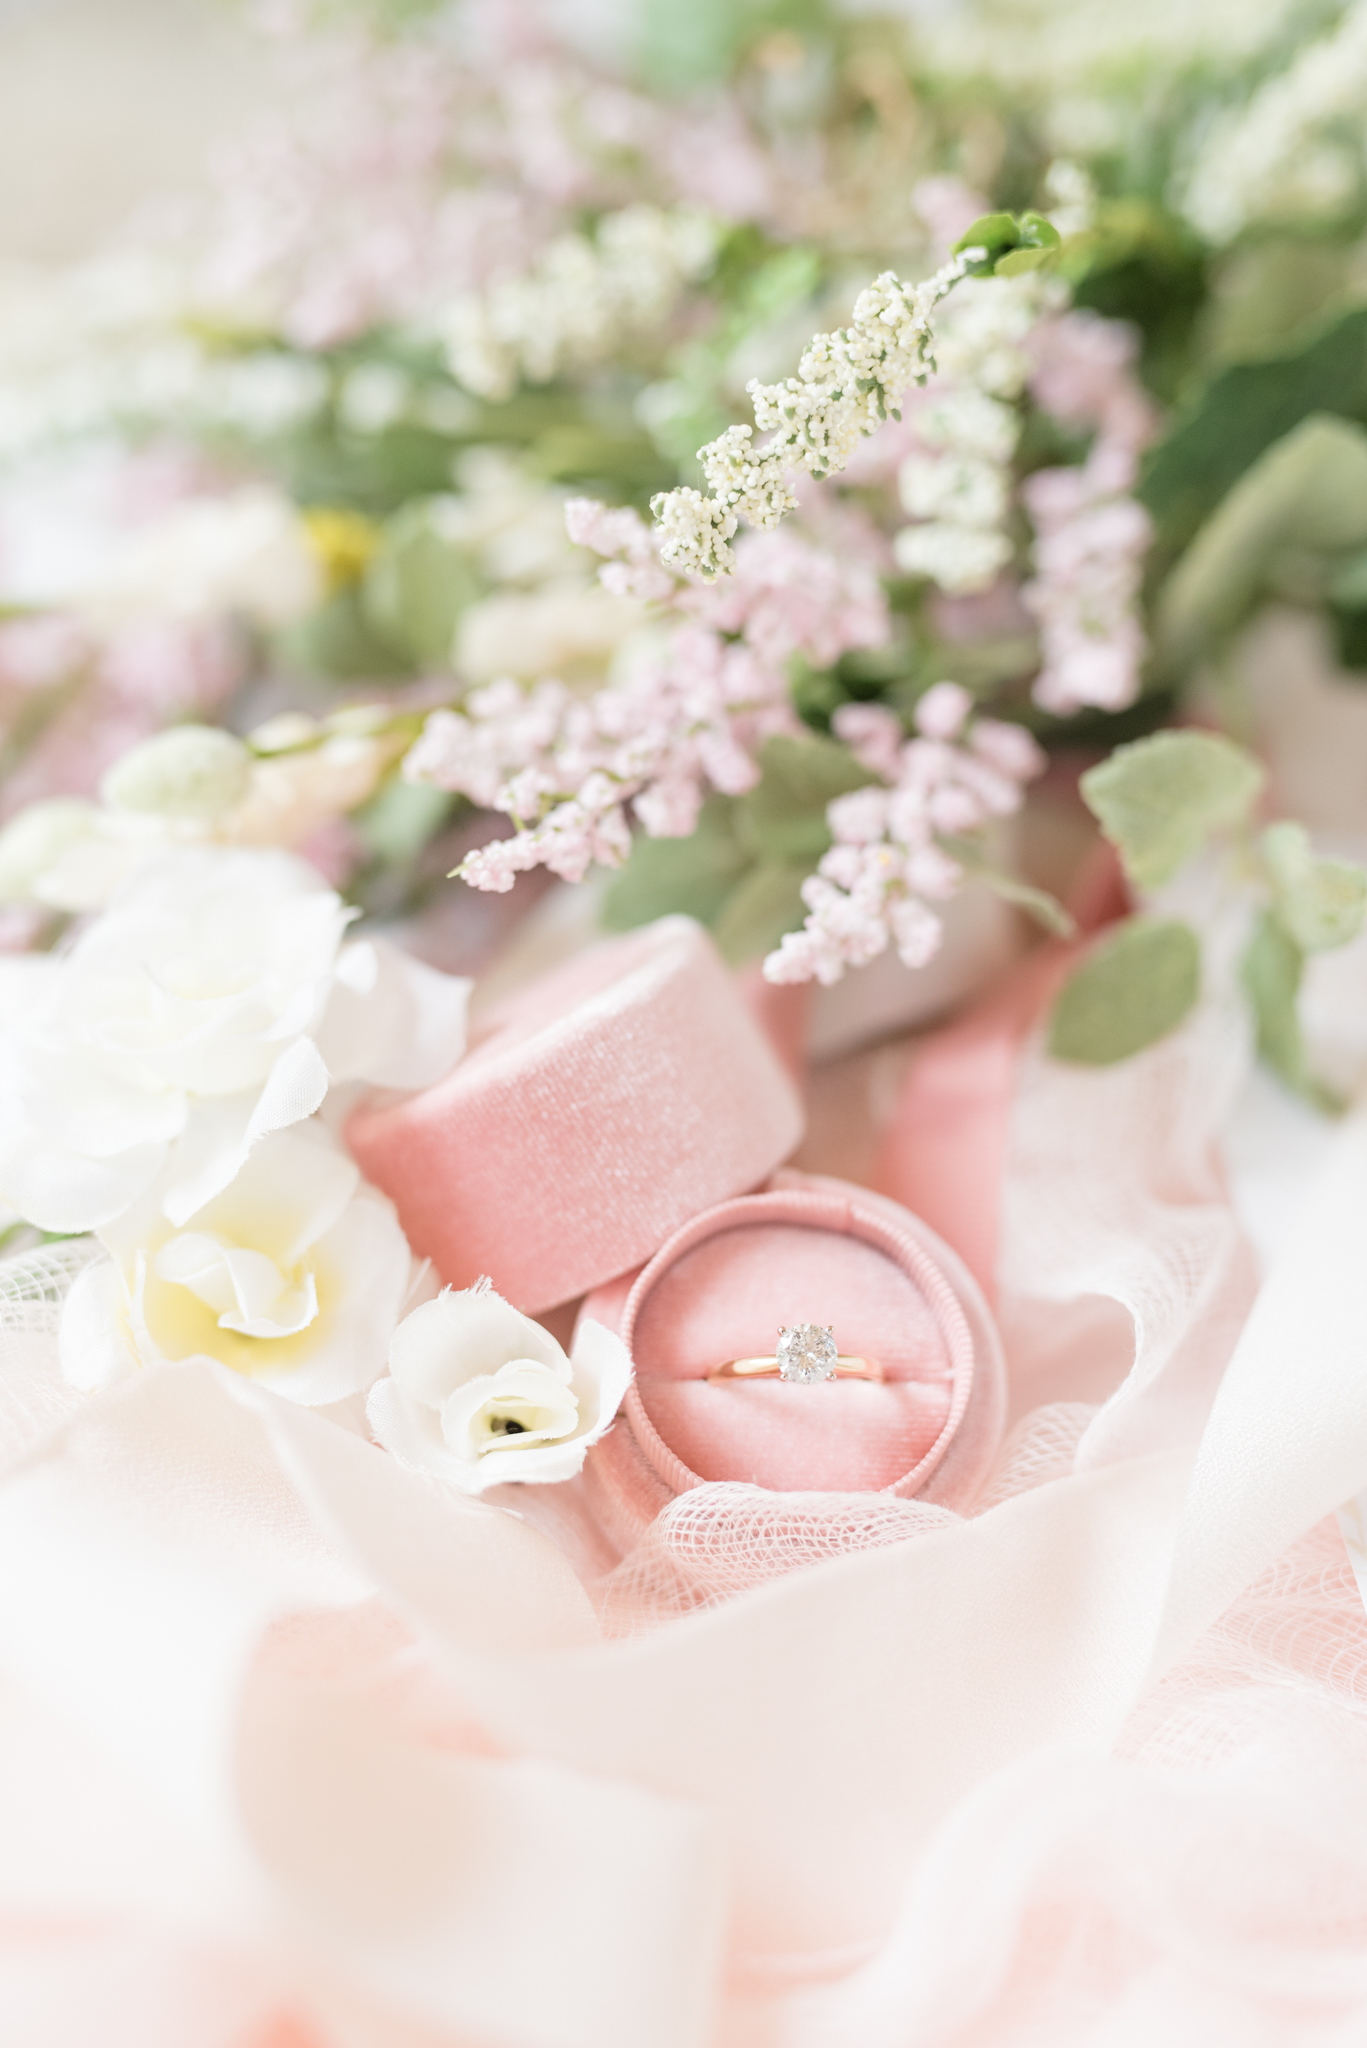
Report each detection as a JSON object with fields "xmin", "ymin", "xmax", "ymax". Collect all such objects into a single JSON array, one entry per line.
[
  {"xmin": 368, "ymin": 1284, "xmax": 633, "ymax": 1494},
  {"xmin": 0, "ymin": 846, "xmax": 470, "ymax": 1234},
  {"xmin": 59, "ymin": 1123, "xmax": 411, "ymax": 1405}
]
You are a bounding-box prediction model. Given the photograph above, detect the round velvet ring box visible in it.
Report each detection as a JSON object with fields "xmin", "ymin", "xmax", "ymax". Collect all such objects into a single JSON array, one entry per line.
[
  {"xmin": 579, "ymin": 1171, "xmax": 1007, "ymax": 1542},
  {"xmin": 346, "ymin": 916, "xmax": 805, "ymax": 1316}
]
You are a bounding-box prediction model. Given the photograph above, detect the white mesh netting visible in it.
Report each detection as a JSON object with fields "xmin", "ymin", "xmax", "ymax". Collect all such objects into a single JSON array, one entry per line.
[
  {"xmin": 589, "ymin": 1401, "xmax": 1099, "ymax": 1635},
  {"xmin": 0, "ymin": 1236, "xmax": 98, "ymax": 1473},
  {"xmin": 0, "ymin": 1236, "xmax": 99, "ymax": 1333}
]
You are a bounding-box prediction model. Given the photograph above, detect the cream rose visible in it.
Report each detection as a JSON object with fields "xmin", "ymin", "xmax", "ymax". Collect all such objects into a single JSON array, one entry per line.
[
  {"xmin": 0, "ymin": 845, "xmax": 469, "ymax": 1234},
  {"xmin": 59, "ymin": 1122, "xmax": 411, "ymax": 1405},
  {"xmin": 368, "ymin": 1284, "xmax": 632, "ymax": 1493}
]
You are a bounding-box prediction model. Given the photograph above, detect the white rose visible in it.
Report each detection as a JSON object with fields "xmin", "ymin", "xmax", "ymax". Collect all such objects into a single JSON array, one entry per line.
[
  {"xmin": 368, "ymin": 1283, "xmax": 633, "ymax": 1494},
  {"xmin": 0, "ymin": 846, "xmax": 469, "ymax": 1233},
  {"xmin": 59, "ymin": 1122, "xmax": 411, "ymax": 1405}
]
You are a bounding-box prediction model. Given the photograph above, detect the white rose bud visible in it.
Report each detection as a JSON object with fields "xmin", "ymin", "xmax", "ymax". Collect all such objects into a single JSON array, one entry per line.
[
  {"xmin": 102, "ymin": 726, "xmax": 253, "ymax": 819},
  {"xmin": 0, "ymin": 799, "xmax": 98, "ymax": 902},
  {"xmin": 368, "ymin": 1282, "xmax": 633, "ymax": 1494}
]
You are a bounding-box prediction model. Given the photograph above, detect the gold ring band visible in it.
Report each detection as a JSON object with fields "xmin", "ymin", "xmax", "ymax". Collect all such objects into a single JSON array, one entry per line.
[{"xmin": 706, "ymin": 1354, "xmax": 884, "ymax": 1384}]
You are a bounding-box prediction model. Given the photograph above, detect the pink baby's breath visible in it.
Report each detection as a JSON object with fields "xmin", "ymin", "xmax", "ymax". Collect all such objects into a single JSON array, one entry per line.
[
  {"xmin": 405, "ymin": 522, "xmax": 888, "ymax": 892},
  {"xmin": 764, "ymin": 692, "xmax": 1043, "ymax": 988}
]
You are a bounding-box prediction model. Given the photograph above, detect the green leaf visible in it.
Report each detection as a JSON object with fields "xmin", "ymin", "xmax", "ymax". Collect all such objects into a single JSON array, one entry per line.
[
  {"xmin": 1049, "ymin": 918, "xmax": 1201, "ymax": 1065},
  {"xmin": 710, "ymin": 860, "xmax": 809, "ymax": 965},
  {"xmin": 361, "ymin": 498, "xmax": 483, "ymax": 668},
  {"xmin": 976, "ymin": 870, "xmax": 1077, "ymax": 937},
  {"xmin": 1155, "ymin": 415, "xmax": 1367, "ymax": 675},
  {"xmin": 1261, "ymin": 821, "xmax": 1367, "ymax": 953},
  {"xmin": 1080, "ymin": 730, "xmax": 1266, "ymax": 889},
  {"xmin": 1240, "ymin": 909, "xmax": 1339, "ymax": 1109},
  {"xmin": 1139, "ymin": 305, "xmax": 1367, "ymax": 556},
  {"xmin": 355, "ymin": 778, "xmax": 455, "ymax": 867},
  {"xmin": 953, "ymin": 212, "xmax": 1020, "ymax": 257},
  {"xmin": 600, "ymin": 797, "xmax": 750, "ymax": 932},
  {"xmin": 953, "ymin": 210, "xmax": 1061, "ymax": 279},
  {"xmin": 1330, "ymin": 547, "xmax": 1367, "ymax": 609},
  {"xmin": 736, "ymin": 732, "xmax": 874, "ymax": 862},
  {"xmin": 276, "ymin": 586, "xmax": 409, "ymax": 680},
  {"xmin": 995, "ymin": 245, "xmax": 1054, "ymax": 276}
]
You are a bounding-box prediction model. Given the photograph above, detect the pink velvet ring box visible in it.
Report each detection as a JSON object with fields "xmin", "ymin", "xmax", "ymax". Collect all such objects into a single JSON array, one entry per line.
[
  {"xmin": 346, "ymin": 916, "xmax": 805, "ymax": 1315},
  {"xmin": 580, "ymin": 1171, "xmax": 1008, "ymax": 1533}
]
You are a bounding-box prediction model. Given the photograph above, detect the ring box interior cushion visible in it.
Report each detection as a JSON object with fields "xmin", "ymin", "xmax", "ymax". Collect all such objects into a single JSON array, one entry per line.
[
  {"xmin": 346, "ymin": 916, "xmax": 805, "ymax": 1315},
  {"xmin": 580, "ymin": 1174, "xmax": 1007, "ymax": 1516}
]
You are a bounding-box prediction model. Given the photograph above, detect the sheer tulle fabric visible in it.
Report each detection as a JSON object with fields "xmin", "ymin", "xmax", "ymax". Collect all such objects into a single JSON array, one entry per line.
[{"xmin": 9, "ymin": 958, "xmax": 1367, "ymax": 2047}]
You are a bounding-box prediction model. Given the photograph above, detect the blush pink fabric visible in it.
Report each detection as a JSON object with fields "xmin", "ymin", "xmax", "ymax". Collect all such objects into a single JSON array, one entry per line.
[
  {"xmin": 580, "ymin": 1172, "xmax": 1007, "ymax": 1538},
  {"xmin": 872, "ymin": 835, "xmax": 1131, "ymax": 1299},
  {"xmin": 345, "ymin": 916, "xmax": 804, "ymax": 1313}
]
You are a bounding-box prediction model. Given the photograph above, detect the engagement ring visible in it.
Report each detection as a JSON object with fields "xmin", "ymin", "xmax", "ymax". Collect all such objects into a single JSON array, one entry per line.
[{"xmin": 707, "ymin": 1323, "xmax": 884, "ymax": 1386}]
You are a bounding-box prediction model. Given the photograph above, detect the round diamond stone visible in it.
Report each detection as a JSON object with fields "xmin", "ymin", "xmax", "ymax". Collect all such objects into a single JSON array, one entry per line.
[{"xmin": 776, "ymin": 1323, "xmax": 837, "ymax": 1385}]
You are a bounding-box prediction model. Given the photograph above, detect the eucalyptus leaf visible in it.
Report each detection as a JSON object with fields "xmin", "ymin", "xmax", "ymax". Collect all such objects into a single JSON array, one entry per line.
[
  {"xmin": 1240, "ymin": 909, "xmax": 1339, "ymax": 1109},
  {"xmin": 1156, "ymin": 415, "xmax": 1367, "ymax": 674},
  {"xmin": 710, "ymin": 860, "xmax": 809, "ymax": 965},
  {"xmin": 1139, "ymin": 305, "xmax": 1367, "ymax": 555},
  {"xmin": 1261, "ymin": 821, "xmax": 1367, "ymax": 952},
  {"xmin": 1048, "ymin": 918, "xmax": 1201, "ymax": 1065},
  {"xmin": 600, "ymin": 797, "xmax": 749, "ymax": 932},
  {"xmin": 737, "ymin": 732, "xmax": 874, "ymax": 862},
  {"xmin": 1080, "ymin": 730, "xmax": 1265, "ymax": 889}
]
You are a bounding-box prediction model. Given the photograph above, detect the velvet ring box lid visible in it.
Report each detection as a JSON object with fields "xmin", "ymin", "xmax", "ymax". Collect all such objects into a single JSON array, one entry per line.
[
  {"xmin": 346, "ymin": 916, "xmax": 805, "ymax": 1316},
  {"xmin": 579, "ymin": 1171, "xmax": 1007, "ymax": 1538}
]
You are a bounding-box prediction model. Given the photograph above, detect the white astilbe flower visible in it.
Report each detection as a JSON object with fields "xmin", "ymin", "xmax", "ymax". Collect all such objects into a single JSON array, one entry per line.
[
  {"xmin": 368, "ymin": 1281, "xmax": 633, "ymax": 1494},
  {"xmin": 404, "ymin": 519, "xmax": 888, "ymax": 891},
  {"xmin": 441, "ymin": 205, "xmax": 717, "ymax": 403},
  {"xmin": 762, "ymin": 686, "xmax": 1045, "ymax": 987},
  {"xmin": 894, "ymin": 273, "xmax": 1056, "ymax": 597},
  {"xmin": 1180, "ymin": 1, "xmax": 1367, "ymax": 243},
  {"xmin": 650, "ymin": 251, "xmax": 979, "ymax": 579},
  {"xmin": 1021, "ymin": 311, "xmax": 1158, "ymax": 715}
]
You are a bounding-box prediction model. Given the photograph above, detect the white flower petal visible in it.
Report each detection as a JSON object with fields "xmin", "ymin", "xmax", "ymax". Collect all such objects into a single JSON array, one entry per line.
[
  {"xmin": 58, "ymin": 1257, "xmax": 137, "ymax": 1393},
  {"xmin": 446, "ymin": 1434, "xmax": 597, "ymax": 1493},
  {"xmin": 243, "ymin": 1184, "xmax": 410, "ymax": 1406},
  {"xmin": 366, "ymin": 1374, "xmax": 457, "ymax": 1480},
  {"xmin": 440, "ymin": 1359, "xmax": 580, "ymax": 1461},
  {"xmin": 160, "ymin": 1037, "xmax": 329, "ymax": 1228},
  {"xmin": 567, "ymin": 1318, "xmax": 635, "ymax": 1445},
  {"xmin": 195, "ymin": 1119, "xmax": 358, "ymax": 1264},
  {"xmin": 387, "ymin": 1287, "xmax": 570, "ymax": 1407},
  {"xmin": 316, "ymin": 937, "xmax": 471, "ymax": 1092},
  {"xmin": 153, "ymin": 1233, "xmax": 318, "ymax": 1339}
]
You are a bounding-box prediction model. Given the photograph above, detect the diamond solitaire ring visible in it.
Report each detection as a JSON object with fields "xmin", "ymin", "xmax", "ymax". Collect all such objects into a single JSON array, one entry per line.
[{"xmin": 707, "ymin": 1323, "xmax": 884, "ymax": 1386}]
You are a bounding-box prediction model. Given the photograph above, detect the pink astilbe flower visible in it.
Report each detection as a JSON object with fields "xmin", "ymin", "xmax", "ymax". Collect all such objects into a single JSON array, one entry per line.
[
  {"xmin": 1022, "ymin": 311, "xmax": 1158, "ymax": 716},
  {"xmin": 762, "ymin": 688, "xmax": 1045, "ymax": 987},
  {"xmin": 404, "ymin": 517, "xmax": 888, "ymax": 891}
]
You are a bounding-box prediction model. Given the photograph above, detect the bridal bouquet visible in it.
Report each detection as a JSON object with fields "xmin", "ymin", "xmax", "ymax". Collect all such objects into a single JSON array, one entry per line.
[{"xmin": 6, "ymin": 0, "xmax": 1367, "ymax": 2042}]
